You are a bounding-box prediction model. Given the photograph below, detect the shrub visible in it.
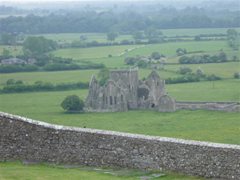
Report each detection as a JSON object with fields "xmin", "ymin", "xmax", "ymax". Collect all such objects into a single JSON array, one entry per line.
[
  {"xmin": 178, "ymin": 52, "xmax": 229, "ymax": 64},
  {"xmin": 125, "ymin": 57, "xmax": 137, "ymax": 65},
  {"xmin": 6, "ymin": 79, "xmax": 16, "ymax": 85},
  {"xmin": 176, "ymin": 48, "xmax": 187, "ymax": 56},
  {"xmin": 178, "ymin": 66, "xmax": 192, "ymax": 74},
  {"xmin": 206, "ymin": 74, "xmax": 222, "ymax": 81},
  {"xmin": 137, "ymin": 60, "xmax": 148, "ymax": 68},
  {"xmin": 0, "ymin": 64, "xmax": 38, "ymax": 73},
  {"xmin": 196, "ymin": 68, "xmax": 205, "ymax": 77},
  {"xmin": 151, "ymin": 52, "xmax": 161, "ymax": 60},
  {"xmin": 233, "ymin": 72, "xmax": 240, "ymax": 79},
  {"xmin": 61, "ymin": 95, "xmax": 84, "ymax": 112}
]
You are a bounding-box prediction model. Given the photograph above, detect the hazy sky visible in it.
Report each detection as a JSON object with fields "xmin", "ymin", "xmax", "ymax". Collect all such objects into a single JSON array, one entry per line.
[
  {"xmin": 1, "ymin": 0, "xmax": 164, "ymax": 2},
  {"xmin": 1, "ymin": 0, "xmax": 141, "ymax": 2}
]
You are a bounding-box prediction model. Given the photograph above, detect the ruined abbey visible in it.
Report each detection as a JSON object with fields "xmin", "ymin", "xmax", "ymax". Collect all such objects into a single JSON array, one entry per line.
[{"xmin": 85, "ymin": 68, "xmax": 176, "ymax": 112}]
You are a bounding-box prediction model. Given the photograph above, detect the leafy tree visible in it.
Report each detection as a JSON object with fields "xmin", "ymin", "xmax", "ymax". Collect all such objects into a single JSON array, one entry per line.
[
  {"xmin": 61, "ymin": 95, "xmax": 84, "ymax": 112},
  {"xmin": 133, "ymin": 31, "xmax": 144, "ymax": 41},
  {"xmin": 176, "ymin": 48, "xmax": 187, "ymax": 56},
  {"xmin": 6, "ymin": 79, "xmax": 16, "ymax": 85},
  {"xmin": 0, "ymin": 33, "xmax": 16, "ymax": 45},
  {"xmin": 232, "ymin": 55, "xmax": 238, "ymax": 62},
  {"xmin": 151, "ymin": 52, "xmax": 161, "ymax": 60},
  {"xmin": 218, "ymin": 51, "xmax": 227, "ymax": 62},
  {"xmin": 137, "ymin": 60, "xmax": 148, "ymax": 68},
  {"xmin": 233, "ymin": 72, "xmax": 240, "ymax": 79},
  {"xmin": 178, "ymin": 66, "xmax": 192, "ymax": 74},
  {"xmin": 107, "ymin": 32, "xmax": 118, "ymax": 41},
  {"xmin": 194, "ymin": 35, "xmax": 201, "ymax": 41},
  {"xmin": 125, "ymin": 57, "xmax": 137, "ymax": 65},
  {"xmin": 227, "ymin": 29, "xmax": 239, "ymax": 50},
  {"xmin": 23, "ymin": 36, "xmax": 57, "ymax": 56},
  {"xmin": 144, "ymin": 28, "xmax": 164, "ymax": 43},
  {"xmin": 80, "ymin": 35, "xmax": 88, "ymax": 41},
  {"xmin": 196, "ymin": 68, "xmax": 205, "ymax": 77}
]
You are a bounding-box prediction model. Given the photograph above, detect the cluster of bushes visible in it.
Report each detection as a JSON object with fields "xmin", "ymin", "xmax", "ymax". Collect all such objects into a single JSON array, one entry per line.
[
  {"xmin": 179, "ymin": 52, "xmax": 228, "ymax": 64},
  {"xmin": 234, "ymin": 72, "xmax": 240, "ymax": 79},
  {"xmin": 0, "ymin": 64, "xmax": 38, "ymax": 73},
  {"xmin": 43, "ymin": 62, "xmax": 104, "ymax": 71},
  {"xmin": 1, "ymin": 79, "xmax": 89, "ymax": 93},
  {"xmin": 0, "ymin": 54, "xmax": 105, "ymax": 73},
  {"xmin": 165, "ymin": 74, "xmax": 200, "ymax": 84},
  {"xmin": 176, "ymin": 48, "xmax": 187, "ymax": 56},
  {"xmin": 165, "ymin": 67, "xmax": 221, "ymax": 84},
  {"xmin": 0, "ymin": 63, "xmax": 104, "ymax": 73},
  {"xmin": 125, "ymin": 52, "xmax": 165, "ymax": 68},
  {"xmin": 165, "ymin": 73, "xmax": 221, "ymax": 84},
  {"xmin": 71, "ymin": 39, "xmax": 136, "ymax": 48}
]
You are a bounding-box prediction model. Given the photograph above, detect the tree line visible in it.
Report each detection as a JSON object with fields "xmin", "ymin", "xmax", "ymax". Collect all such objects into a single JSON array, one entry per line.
[
  {"xmin": 1, "ymin": 79, "xmax": 88, "ymax": 93},
  {"xmin": 1, "ymin": 6, "xmax": 239, "ymax": 34},
  {"xmin": 178, "ymin": 52, "xmax": 237, "ymax": 64}
]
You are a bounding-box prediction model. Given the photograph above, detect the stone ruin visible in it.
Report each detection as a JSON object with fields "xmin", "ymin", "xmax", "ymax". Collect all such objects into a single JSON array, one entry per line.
[{"xmin": 85, "ymin": 68, "xmax": 176, "ymax": 112}]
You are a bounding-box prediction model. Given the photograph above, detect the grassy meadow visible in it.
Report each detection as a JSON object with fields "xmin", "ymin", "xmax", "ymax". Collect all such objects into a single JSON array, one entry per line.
[
  {"xmin": 0, "ymin": 68, "xmax": 180, "ymax": 87},
  {"xmin": 0, "ymin": 81, "xmax": 239, "ymax": 145},
  {"xmin": 0, "ymin": 162, "xmax": 202, "ymax": 180},
  {"xmin": 166, "ymin": 62, "xmax": 240, "ymax": 78},
  {"xmin": 0, "ymin": 45, "xmax": 23, "ymax": 56},
  {"xmin": 0, "ymin": 28, "xmax": 240, "ymax": 147},
  {"xmin": 52, "ymin": 45, "xmax": 142, "ymax": 59},
  {"xmin": 33, "ymin": 33, "xmax": 134, "ymax": 43},
  {"xmin": 34, "ymin": 27, "xmax": 240, "ymax": 44}
]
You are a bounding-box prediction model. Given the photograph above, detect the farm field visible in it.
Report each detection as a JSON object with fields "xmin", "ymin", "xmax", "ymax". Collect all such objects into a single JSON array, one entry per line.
[
  {"xmin": 36, "ymin": 33, "xmax": 134, "ymax": 43},
  {"xmin": 0, "ymin": 45, "xmax": 23, "ymax": 56},
  {"xmin": 0, "ymin": 162, "xmax": 201, "ymax": 180},
  {"xmin": 50, "ymin": 40, "xmax": 239, "ymax": 68},
  {"xmin": 52, "ymin": 45, "xmax": 142, "ymax": 59},
  {"xmin": 52, "ymin": 41, "xmax": 232, "ymax": 61},
  {"xmin": 167, "ymin": 79, "xmax": 240, "ymax": 102},
  {"xmin": 166, "ymin": 62, "xmax": 240, "ymax": 78},
  {"xmin": 0, "ymin": 69, "xmax": 180, "ymax": 87},
  {"xmin": 127, "ymin": 41, "xmax": 232, "ymax": 57},
  {"xmin": 0, "ymin": 69, "xmax": 98, "ymax": 86},
  {"xmin": 34, "ymin": 28, "xmax": 240, "ymax": 44},
  {"xmin": 162, "ymin": 27, "xmax": 240, "ymax": 37},
  {"xmin": 0, "ymin": 84, "xmax": 239, "ymax": 145}
]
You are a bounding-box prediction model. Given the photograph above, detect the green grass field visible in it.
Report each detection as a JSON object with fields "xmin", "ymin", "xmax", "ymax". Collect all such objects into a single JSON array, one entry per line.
[
  {"xmin": 1, "ymin": 25, "xmax": 239, "ymax": 180},
  {"xmin": 166, "ymin": 62, "xmax": 240, "ymax": 78},
  {"xmin": 162, "ymin": 27, "xmax": 240, "ymax": 37},
  {"xmin": 33, "ymin": 33, "xmax": 134, "ymax": 43},
  {"xmin": 0, "ymin": 45, "xmax": 23, "ymax": 56},
  {"xmin": 52, "ymin": 45, "xmax": 142, "ymax": 59},
  {"xmin": 127, "ymin": 41, "xmax": 232, "ymax": 58},
  {"xmin": 35, "ymin": 28, "xmax": 240, "ymax": 44},
  {"xmin": 0, "ymin": 69, "xmax": 97, "ymax": 86},
  {"xmin": 51, "ymin": 40, "xmax": 239, "ymax": 69},
  {"xmin": 0, "ymin": 69, "xmax": 180, "ymax": 87},
  {"xmin": 167, "ymin": 79, "xmax": 240, "ymax": 102},
  {"xmin": 0, "ymin": 81, "xmax": 239, "ymax": 145},
  {"xmin": 0, "ymin": 162, "xmax": 201, "ymax": 180}
]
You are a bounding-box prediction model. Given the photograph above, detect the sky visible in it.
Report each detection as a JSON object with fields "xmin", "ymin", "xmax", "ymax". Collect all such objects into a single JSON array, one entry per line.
[{"xmin": 1, "ymin": 0, "xmax": 142, "ymax": 2}]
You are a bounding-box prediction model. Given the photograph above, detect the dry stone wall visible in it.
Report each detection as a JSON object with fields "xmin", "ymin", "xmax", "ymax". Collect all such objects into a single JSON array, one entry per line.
[
  {"xmin": 176, "ymin": 101, "xmax": 240, "ymax": 112},
  {"xmin": 0, "ymin": 112, "xmax": 240, "ymax": 179}
]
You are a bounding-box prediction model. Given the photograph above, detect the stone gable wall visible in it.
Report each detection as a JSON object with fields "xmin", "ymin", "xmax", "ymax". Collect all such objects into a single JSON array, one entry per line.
[{"xmin": 0, "ymin": 112, "xmax": 239, "ymax": 179}]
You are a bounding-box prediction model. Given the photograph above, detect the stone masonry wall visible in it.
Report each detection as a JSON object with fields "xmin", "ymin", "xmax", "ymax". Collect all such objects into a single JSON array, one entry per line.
[
  {"xmin": 0, "ymin": 112, "xmax": 240, "ymax": 179},
  {"xmin": 176, "ymin": 101, "xmax": 240, "ymax": 112}
]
